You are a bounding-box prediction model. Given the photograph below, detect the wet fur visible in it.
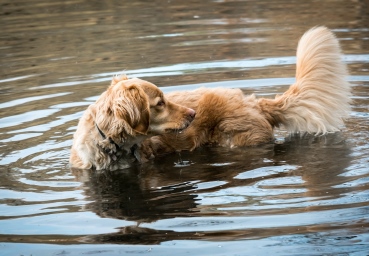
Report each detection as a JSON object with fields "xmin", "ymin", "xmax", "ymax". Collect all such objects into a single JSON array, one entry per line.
[
  {"xmin": 70, "ymin": 75, "xmax": 195, "ymax": 170},
  {"xmin": 140, "ymin": 26, "xmax": 352, "ymax": 159}
]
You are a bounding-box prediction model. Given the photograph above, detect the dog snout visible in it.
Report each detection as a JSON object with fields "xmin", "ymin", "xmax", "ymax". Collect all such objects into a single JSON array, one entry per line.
[{"xmin": 187, "ymin": 108, "xmax": 196, "ymax": 120}]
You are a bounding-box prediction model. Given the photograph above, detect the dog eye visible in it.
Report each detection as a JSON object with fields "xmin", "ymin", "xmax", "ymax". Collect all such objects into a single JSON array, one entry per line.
[{"xmin": 156, "ymin": 100, "xmax": 165, "ymax": 107}]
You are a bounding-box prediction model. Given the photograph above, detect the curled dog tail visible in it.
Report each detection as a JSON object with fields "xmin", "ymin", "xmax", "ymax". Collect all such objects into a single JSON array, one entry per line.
[{"xmin": 259, "ymin": 26, "xmax": 352, "ymax": 134}]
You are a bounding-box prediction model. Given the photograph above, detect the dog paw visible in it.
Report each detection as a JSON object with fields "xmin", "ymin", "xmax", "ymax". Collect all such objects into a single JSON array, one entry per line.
[
  {"xmin": 138, "ymin": 141, "xmax": 155, "ymax": 162},
  {"xmin": 133, "ymin": 147, "xmax": 154, "ymax": 163}
]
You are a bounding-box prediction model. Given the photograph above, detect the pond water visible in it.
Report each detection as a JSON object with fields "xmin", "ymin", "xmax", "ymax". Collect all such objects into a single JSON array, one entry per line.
[{"xmin": 1, "ymin": 0, "xmax": 369, "ymax": 255}]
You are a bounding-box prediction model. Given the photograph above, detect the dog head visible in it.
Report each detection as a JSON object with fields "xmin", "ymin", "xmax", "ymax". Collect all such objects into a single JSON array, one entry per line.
[
  {"xmin": 134, "ymin": 78, "xmax": 196, "ymax": 134},
  {"xmin": 94, "ymin": 76, "xmax": 195, "ymax": 142}
]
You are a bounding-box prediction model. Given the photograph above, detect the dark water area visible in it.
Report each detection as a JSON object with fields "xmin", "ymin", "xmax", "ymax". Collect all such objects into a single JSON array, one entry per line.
[{"xmin": 1, "ymin": 0, "xmax": 369, "ymax": 255}]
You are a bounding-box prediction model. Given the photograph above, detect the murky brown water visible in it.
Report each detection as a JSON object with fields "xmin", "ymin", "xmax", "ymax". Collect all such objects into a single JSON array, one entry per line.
[{"xmin": 1, "ymin": 0, "xmax": 369, "ymax": 255}]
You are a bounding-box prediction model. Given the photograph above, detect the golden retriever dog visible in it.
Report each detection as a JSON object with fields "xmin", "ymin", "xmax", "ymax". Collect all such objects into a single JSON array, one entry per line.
[
  {"xmin": 70, "ymin": 75, "xmax": 196, "ymax": 170},
  {"xmin": 141, "ymin": 26, "xmax": 352, "ymax": 159}
]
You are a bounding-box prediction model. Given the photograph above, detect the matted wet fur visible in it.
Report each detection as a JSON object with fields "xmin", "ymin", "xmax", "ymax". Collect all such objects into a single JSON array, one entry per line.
[
  {"xmin": 70, "ymin": 75, "xmax": 195, "ymax": 170},
  {"xmin": 141, "ymin": 26, "xmax": 352, "ymax": 159}
]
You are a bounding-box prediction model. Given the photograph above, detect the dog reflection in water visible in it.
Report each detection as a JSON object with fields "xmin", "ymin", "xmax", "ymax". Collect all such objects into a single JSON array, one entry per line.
[{"xmin": 72, "ymin": 133, "xmax": 352, "ymax": 244}]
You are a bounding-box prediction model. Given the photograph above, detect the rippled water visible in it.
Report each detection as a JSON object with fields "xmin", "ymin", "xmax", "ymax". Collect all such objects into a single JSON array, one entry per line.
[{"xmin": 1, "ymin": 0, "xmax": 369, "ymax": 255}]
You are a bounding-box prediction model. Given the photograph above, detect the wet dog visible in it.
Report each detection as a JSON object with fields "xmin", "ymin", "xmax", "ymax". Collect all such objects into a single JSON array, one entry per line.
[
  {"xmin": 70, "ymin": 75, "xmax": 195, "ymax": 170},
  {"xmin": 140, "ymin": 26, "xmax": 352, "ymax": 159}
]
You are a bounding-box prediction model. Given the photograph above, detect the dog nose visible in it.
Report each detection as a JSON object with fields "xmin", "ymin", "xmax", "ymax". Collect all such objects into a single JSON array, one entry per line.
[{"xmin": 187, "ymin": 108, "xmax": 196, "ymax": 119}]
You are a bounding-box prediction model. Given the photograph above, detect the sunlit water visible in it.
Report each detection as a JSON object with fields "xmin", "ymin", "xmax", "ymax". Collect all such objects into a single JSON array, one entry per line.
[{"xmin": 1, "ymin": 0, "xmax": 369, "ymax": 255}]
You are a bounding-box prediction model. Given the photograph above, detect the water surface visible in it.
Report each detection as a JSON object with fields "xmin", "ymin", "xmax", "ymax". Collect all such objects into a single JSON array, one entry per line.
[{"xmin": 1, "ymin": 0, "xmax": 369, "ymax": 255}]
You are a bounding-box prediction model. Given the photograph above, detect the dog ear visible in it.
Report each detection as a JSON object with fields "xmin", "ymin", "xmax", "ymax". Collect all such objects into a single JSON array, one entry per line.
[
  {"xmin": 132, "ymin": 107, "xmax": 150, "ymax": 134},
  {"xmin": 112, "ymin": 84, "xmax": 150, "ymax": 135}
]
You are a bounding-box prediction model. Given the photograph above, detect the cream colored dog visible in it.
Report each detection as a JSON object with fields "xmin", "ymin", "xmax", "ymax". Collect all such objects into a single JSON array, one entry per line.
[
  {"xmin": 70, "ymin": 76, "xmax": 196, "ymax": 170},
  {"xmin": 141, "ymin": 26, "xmax": 352, "ymax": 158}
]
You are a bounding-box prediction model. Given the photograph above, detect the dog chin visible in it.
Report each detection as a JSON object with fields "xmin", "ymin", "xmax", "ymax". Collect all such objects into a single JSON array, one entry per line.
[
  {"xmin": 164, "ymin": 127, "xmax": 186, "ymax": 134},
  {"xmin": 150, "ymin": 122, "xmax": 190, "ymax": 135}
]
